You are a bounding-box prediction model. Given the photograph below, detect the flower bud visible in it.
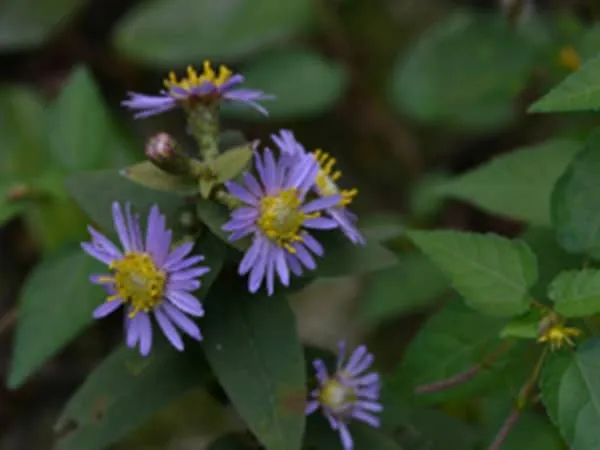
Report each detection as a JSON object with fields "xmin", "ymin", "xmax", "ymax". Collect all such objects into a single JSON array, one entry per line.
[{"xmin": 145, "ymin": 132, "xmax": 190, "ymax": 175}]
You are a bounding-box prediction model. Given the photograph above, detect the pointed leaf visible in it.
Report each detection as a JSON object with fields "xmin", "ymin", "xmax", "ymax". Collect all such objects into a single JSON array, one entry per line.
[
  {"xmin": 120, "ymin": 161, "xmax": 198, "ymax": 194},
  {"xmin": 530, "ymin": 53, "xmax": 600, "ymax": 113},
  {"xmin": 500, "ymin": 309, "xmax": 543, "ymax": 339},
  {"xmin": 552, "ymin": 129, "xmax": 600, "ymax": 259},
  {"xmin": 408, "ymin": 230, "xmax": 538, "ymax": 317},
  {"xmin": 439, "ymin": 139, "xmax": 581, "ymax": 226},
  {"xmin": 202, "ymin": 281, "xmax": 306, "ymax": 450},
  {"xmin": 548, "ymin": 269, "xmax": 600, "ymax": 317},
  {"xmin": 213, "ymin": 145, "xmax": 253, "ymax": 183}
]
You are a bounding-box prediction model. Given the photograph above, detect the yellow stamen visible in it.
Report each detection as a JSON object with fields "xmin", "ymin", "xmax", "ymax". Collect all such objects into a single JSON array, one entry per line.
[
  {"xmin": 538, "ymin": 323, "xmax": 582, "ymax": 351},
  {"xmin": 319, "ymin": 378, "xmax": 357, "ymax": 412},
  {"xmin": 163, "ymin": 60, "xmax": 234, "ymax": 96},
  {"xmin": 256, "ymin": 189, "xmax": 318, "ymax": 253},
  {"xmin": 108, "ymin": 252, "xmax": 166, "ymax": 318},
  {"xmin": 558, "ymin": 46, "xmax": 581, "ymax": 72},
  {"xmin": 313, "ymin": 149, "xmax": 357, "ymax": 207}
]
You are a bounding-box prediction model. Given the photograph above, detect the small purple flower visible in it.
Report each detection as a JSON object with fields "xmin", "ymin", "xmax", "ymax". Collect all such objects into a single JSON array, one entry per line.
[
  {"xmin": 121, "ymin": 61, "xmax": 274, "ymax": 119},
  {"xmin": 272, "ymin": 130, "xmax": 365, "ymax": 245},
  {"xmin": 306, "ymin": 341, "xmax": 382, "ymax": 450},
  {"xmin": 222, "ymin": 144, "xmax": 342, "ymax": 295},
  {"xmin": 82, "ymin": 202, "xmax": 210, "ymax": 356}
]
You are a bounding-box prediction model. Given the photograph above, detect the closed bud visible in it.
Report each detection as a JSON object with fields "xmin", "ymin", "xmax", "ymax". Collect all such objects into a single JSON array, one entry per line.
[{"xmin": 145, "ymin": 132, "xmax": 190, "ymax": 174}]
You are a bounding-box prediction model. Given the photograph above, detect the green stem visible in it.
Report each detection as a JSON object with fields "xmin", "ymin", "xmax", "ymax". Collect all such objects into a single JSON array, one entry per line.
[{"xmin": 186, "ymin": 103, "xmax": 220, "ymax": 161}]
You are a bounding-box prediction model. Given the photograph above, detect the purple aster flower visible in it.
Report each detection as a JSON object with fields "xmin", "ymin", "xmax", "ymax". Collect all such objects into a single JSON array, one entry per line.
[
  {"xmin": 222, "ymin": 146, "xmax": 342, "ymax": 295},
  {"xmin": 121, "ymin": 61, "xmax": 274, "ymax": 119},
  {"xmin": 82, "ymin": 202, "xmax": 210, "ymax": 356},
  {"xmin": 271, "ymin": 130, "xmax": 365, "ymax": 245},
  {"xmin": 306, "ymin": 341, "xmax": 382, "ymax": 450}
]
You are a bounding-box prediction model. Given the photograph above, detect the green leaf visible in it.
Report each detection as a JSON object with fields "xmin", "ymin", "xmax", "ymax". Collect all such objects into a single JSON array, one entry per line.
[
  {"xmin": 540, "ymin": 350, "xmax": 572, "ymax": 427},
  {"xmin": 66, "ymin": 169, "xmax": 185, "ymax": 234},
  {"xmin": 212, "ymin": 144, "xmax": 253, "ymax": 182},
  {"xmin": 359, "ymin": 253, "xmax": 449, "ymax": 324},
  {"xmin": 54, "ymin": 342, "xmax": 212, "ymax": 450},
  {"xmin": 202, "ymin": 281, "xmax": 306, "ymax": 450},
  {"xmin": 0, "ymin": 0, "xmax": 84, "ymax": 50},
  {"xmin": 391, "ymin": 12, "xmax": 535, "ymax": 131},
  {"xmin": 552, "ymin": 129, "xmax": 600, "ymax": 259},
  {"xmin": 530, "ymin": 53, "xmax": 600, "ymax": 113},
  {"xmin": 500, "ymin": 309, "xmax": 543, "ymax": 339},
  {"xmin": 359, "ymin": 214, "xmax": 405, "ymax": 243},
  {"xmin": 8, "ymin": 246, "xmax": 105, "ymax": 388},
  {"xmin": 538, "ymin": 339, "xmax": 600, "ymax": 449},
  {"xmin": 223, "ymin": 50, "xmax": 348, "ymax": 120},
  {"xmin": 389, "ymin": 301, "xmax": 528, "ymax": 404},
  {"xmin": 408, "ymin": 230, "xmax": 538, "ymax": 317},
  {"xmin": 47, "ymin": 66, "xmax": 131, "ymax": 172},
  {"xmin": 113, "ymin": 0, "xmax": 313, "ymax": 66},
  {"xmin": 439, "ymin": 139, "xmax": 581, "ymax": 226},
  {"xmin": 120, "ymin": 161, "xmax": 198, "ymax": 194},
  {"xmin": 549, "ymin": 269, "xmax": 600, "ymax": 317}
]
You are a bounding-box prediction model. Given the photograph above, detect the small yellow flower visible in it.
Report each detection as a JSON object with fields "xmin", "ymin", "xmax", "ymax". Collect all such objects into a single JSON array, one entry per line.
[
  {"xmin": 538, "ymin": 323, "xmax": 582, "ymax": 351},
  {"xmin": 558, "ymin": 46, "xmax": 581, "ymax": 72}
]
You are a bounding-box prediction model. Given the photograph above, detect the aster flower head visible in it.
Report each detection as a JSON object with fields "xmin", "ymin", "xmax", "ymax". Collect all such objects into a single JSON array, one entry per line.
[
  {"xmin": 271, "ymin": 129, "xmax": 365, "ymax": 245},
  {"xmin": 82, "ymin": 202, "xmax": 210, "ymax": 356},
  {"xmin": 306, "ymin": 341, "xmax": 382, "ymax": 450},
  {"xmin": 222, "ymin": 144, "xmax": 342, "ymax": 295},
  {"xmin": 121, "ymin": 60, "xmax": 274, "ymax": 119}
]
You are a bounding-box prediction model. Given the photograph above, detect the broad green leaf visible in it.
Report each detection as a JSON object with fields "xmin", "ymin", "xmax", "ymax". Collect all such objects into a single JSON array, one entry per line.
[
  {"xmin": 47, "ymin": 66, "xmax": 132, "ymax": 172},
  {"xmin": 392, "ymin": 12, "xmax": 535, "ymax": 131},
  {"xmin": 500, "ymin": 309, "xmax": 543, "ymax": 339},
  {"xmin": 359, "ymin": 253, "xmax": 449, "ymax": 324},
  {"xmin": 552, "ymin": 129, "xmax": 600, "ymax": 259},
  {"xmin": 519, "ymin": 226, "xmax": 582, "ymax": 301},
  {"xmin": 8, "ymin": 246, "xmax": 104, "ymax": 388},
  {"xmin": 439, "ymin": 139, "xmax": 581, "ymax": 226},
  {"xmin": 202, "ymin": 280, "xmax": 306, "ymax": 450},
  {"xmin": 113, "ymin": 0, "xmax": 313, "ymax": 66},
  {"xmin": 54, "ymin": 342, "xmax": 212, "ymax": 450},
  {"xmin": 0, "ymin": 87, "xmax": 47, "ymax": 177},
  {"xmin": 120, "ymin": 161, "xmax": 198, "ymax": 194},
  {"xmin": 223, "ymin": 50, "xmax": 348, "ymax": 120},
  {"xmin": 538, "ymin": 339, "xmax": 600, "ymax": 449},
  {"xmin": 213, "ymin": 145, "xmax": 253, "ymax": 182},
  {"xmin": 549, "ymin": 269, "xmax": 600, "ymax": 317},
  {"xmin": 0, "ymin": 0, "xmax": 84, "ymax": 49},
  {"xmin": 389, "ymin": 301, "xmax": 530, "ymax": 404},
  {"xmin": 408, "ymin": 230, "xmax": 537, "ymax": 317},
  {"xmin": 66, "ymin": 170, "xmax": 185, "ymax": 234},
  {"xmin": 540, "ymin": 350, "xmax": 572, "ymax": 427},
  {"xmin": 530, "ymin": 53, "xmax": 600, "ymax": 113}
]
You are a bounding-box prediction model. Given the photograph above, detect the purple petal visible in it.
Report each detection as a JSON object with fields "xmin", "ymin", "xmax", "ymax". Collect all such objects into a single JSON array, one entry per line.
[
  {"xmin": 125, "ymin": 313, "xmax": 140, "ymax": 348},
  {"xmin": 155, "ymin": 308, "xmax": 184, "ymax": 351},
  {"xmin": 166, "ymin": 290, "xmax": 205, "ymax": 317},
  {"xmin": 275, "ymin": 247, "xmax": 289, "ymax": 287},
  {"xmin": 356, "ymin": 400, "xmax": 383, "ymax": 413},
  {"xmin": 81, "ymin": 242, "xmax": 114, "ymax": 265},
  {"xmin": 167, "ymin": 279, "xmax": 201, "ymax": 292},
  {"xmin": 286, "ymin": 253, "xmax": 304, "ymax": 276},
  {"xmin": 93, "ymin": 300, "xmax": 123, "ymax": 318},
  {"xmin": 303, "ymin": 195, "xmax": 343, "ymax": 214},
  {"xmin": 338, "ymin": 423, "xmax": 354, "ymax": 450},
  {"xmin": 305, "ymin": 400, "xmax": 319, "ymax": 415},
  {"xmin": 225, "ymin": 181, "xmax": 258, "ymax": 206},
  {"xmin": 165, "ymin": 255, "xmax": 205, "ymax": 273},
  {"xmin": 351, "ymin": 409, "xmax": 381, "ymax": 428},
  {"xmin": 304, "ymin": 217, "xmax": 339, "ymax": 230},
  {"xmin": 294, "ymin": 243, "xmax": 316, "ymax": 270},
  {"xmin": 163, "ymin": 241, "xmax": 194, "ymax": 269},
  {"xmin": 337, "ymin": 340, "xmax": 347, "ymax": 370},
  {"xmin": 162, "ymin": 303, "xmax": 202, "ymax": 340},
  {"xmin": 125, "ymin": 204, "xmax": 143, "ymax": 251},
  {"xmin": 345, "ymin": 345, "xmax": 368, "ymax": 374},
  {"xmin": 239, "ymin": 239, "xmax": 262, "ymax": 275},
  {"xmin": 243, "ymin": 173, "xmax": 264, "ymax": 197},
  {"xmin": 112, "ymin": 202, "xmax": 132, "ymax": 251},
  {"xmin": 137, "ymin": 312, "xmax": 153, "ymax": 356},
  {"xmin": 170, "ymin": 266, "xmax": 210, "ymax": 281},
  {"xmin": 248, "ymin": 239, "xmax": 270, "ymax": 293},
  {"xmin": 312, "ymin": 359, "xmax": 329, "ymax": 385},
  {"xmin": 87, "ymin": 227, "xmax": 122, "ymax": 259},
  {"xmin": 232, "ymin": 206, "xmax": 259, "ymax": 221},
  {"xmin": 223, "ymin": 218, "xmax": 254, "ymax": 232},
  {"xmin": 263, "ymin": 149, "xmax": 278, "ymax": 191},
  {"xmin": 301, "ymin": 232, "xmax": 324, "ymax": 256}
]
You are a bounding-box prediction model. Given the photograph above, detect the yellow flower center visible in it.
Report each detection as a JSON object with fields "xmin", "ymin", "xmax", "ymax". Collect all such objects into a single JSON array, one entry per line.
[
  {"xmin": 558, "ymin": 46, "xmax": 581, "ymax": 72},
  {"xmin": 538, "ymin": 323, "xmax": 582, "ymax": 351},
  {"xmin": 257, "ymin": 189, "xmax": 317, "ymax": 253},
  {"xmin": 313, "ymin": 149, "xmax": 357, "ymax": 207},
  {"xmin": 163, "ymin": 60, "xmax": 233, "ymax": 96},
  {"xmin": 319, "ymin": 379, "xmax": 356, "ymax": 412},
  {"xmin": 102, "ymin": 252, "xmax": 166, "ymax": 318}
]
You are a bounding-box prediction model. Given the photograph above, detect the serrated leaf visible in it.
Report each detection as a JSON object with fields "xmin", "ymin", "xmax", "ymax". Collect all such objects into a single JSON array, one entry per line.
[
  {"xmin": 47, "ymin": 66, "xmax": 132, "ymax": 172},
  {"xmin": 54, "ymin": 342, "xmax": 212, "ymax": 450},
  {"xmin": 0, "ymin": 0, "xmax": 84, "ymax": 50},
  {"xmin": 113, "ymin": 0, "xmax": 313, "ymax": 66},
  {"xmin": 548, "ymin": 269, "xmax": 600, "ymax": 317},
  {"xmin": 392, "ymin": 12, "xmax": 535, "ymax": 131},
  {"xmin": 120, "ymin": 161, "xmax": 198, "ymax": 194},
  {"xmin": 202, "ymin": 280, "xmax": 306, "ymax": 450},
  {"xmin": 552, "ymin": 129, "xmax": 600, "ymax": 260},
  {"xmin": 8, "ymin": 246, "xmax": 105, "ymax": 388},
  {"xmin": 389, "ymin": 301, "xmax": 529, "ymax": 404},
  {"xmin": 359, "ymin": 253, "xmax": 449, "ymax": 324},
  {"xmin": 66, "ymin": 169, "xmax": 185, "ymax": 234},
  {"xmin": 223, "ymin": 50, "xmax": 348, "ymax": 120},
  {"xmin": 530, "ymin": 53, "xmax": 600, "ymax": 113},
  {"xmin": 408, "ymin": 230, "xmax": 538, "ymax": 317},
  {"xmin": 439, "ymin": 139, "xmax": 581, "ymax": 226},
  {"xmin": 213, "ymin": 145, "xmax": 253, "ymax": 182},
  {"xmin": 538, "ymin": 339, "xmax": 600, "ymax": 449}
]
